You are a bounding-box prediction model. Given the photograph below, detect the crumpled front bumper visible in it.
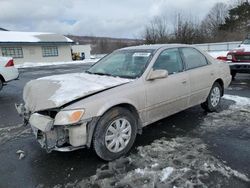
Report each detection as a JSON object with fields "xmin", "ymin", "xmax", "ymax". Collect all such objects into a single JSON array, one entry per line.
[{"xmin": 15, "ymin": 104, "xmax": 88, "ymax": 152}]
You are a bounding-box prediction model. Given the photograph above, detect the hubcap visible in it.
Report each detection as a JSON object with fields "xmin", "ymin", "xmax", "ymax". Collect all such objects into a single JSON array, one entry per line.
[
  {"xmin": 210, "ymin": 87, "xmax": 221, "ymax": 107},
  {"xmin": 105, "ymin": 118, "xmax": 132, "ymax": 153}
]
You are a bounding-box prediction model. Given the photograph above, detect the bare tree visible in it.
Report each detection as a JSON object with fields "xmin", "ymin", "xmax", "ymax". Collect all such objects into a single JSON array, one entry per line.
[
  {"xmin": 201, "ymin": 2, "xmax": 228, "ymax": 40},
  {"xmin": 174, "ymin": 14, "xmax": 204, "ymax": 44},
  {"xmin": 144, "ymin": 16, "xmax": 170, "ymax": 44}
]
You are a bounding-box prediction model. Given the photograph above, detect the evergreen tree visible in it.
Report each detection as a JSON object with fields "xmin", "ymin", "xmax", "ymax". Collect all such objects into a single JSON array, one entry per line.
[{"xmin": 219, "ymin": 1, "xmax": 250, "ymax": 33}]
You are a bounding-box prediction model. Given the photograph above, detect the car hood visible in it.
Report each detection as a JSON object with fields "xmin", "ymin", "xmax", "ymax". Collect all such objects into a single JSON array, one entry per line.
[
  {"xmin": 23, "ymin": 73, "xmax": 133, "ymax": 112},
  {"xmin": 230, "ymin": 44, "xmax": 250, "ymax": 53}
]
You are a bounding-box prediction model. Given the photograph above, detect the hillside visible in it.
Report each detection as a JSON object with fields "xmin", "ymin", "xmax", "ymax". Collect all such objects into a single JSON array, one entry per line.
[{"xmin": 67, "ymin": 35, "xmax": 144, "ymax": 54}]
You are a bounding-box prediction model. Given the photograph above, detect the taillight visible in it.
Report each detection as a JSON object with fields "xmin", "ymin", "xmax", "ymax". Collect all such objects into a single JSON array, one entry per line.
[
  {"xmin": 217, "ymin": 56, "xmax": 227, "ymax": 61},
  {"xmin": 5, "ymin": 59, "xmax": 14, "ymax": 67}
]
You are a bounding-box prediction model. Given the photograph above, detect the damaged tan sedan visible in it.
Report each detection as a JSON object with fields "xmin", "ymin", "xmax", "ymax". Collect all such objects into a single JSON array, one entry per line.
[{"xmin": 16, "ymin": 44, "xmax": 231, "ymax": 161}]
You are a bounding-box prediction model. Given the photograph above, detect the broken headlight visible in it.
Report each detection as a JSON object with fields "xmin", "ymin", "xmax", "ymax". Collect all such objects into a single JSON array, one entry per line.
[{"xmin": 54, "ymin": 109, "xmax": 85, "ymax": 126}]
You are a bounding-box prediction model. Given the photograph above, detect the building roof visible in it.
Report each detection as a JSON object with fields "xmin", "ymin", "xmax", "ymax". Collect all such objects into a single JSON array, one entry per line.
[{"xmin": 0, "ymin": 31, "xmax": 73, "ymax": 43}]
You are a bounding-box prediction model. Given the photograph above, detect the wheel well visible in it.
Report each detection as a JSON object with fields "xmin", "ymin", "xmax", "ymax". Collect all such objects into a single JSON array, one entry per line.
[
  {"xmin": 86, "ymin": 103, "xmax": 142, "ymax": 148},
  {"xmin": 0, "ymin": 75, "xmax": 5, "ymax": 83},
  {"xmin": 108, "ymin": 103, "xmax": 142, "ymax": 130},
  {"xmin": 214, "ymin": 78, "xmax": 224, "ymax": 96}
]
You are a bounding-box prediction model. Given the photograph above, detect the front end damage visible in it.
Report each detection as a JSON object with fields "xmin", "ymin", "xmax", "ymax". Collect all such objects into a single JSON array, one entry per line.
[{"xmin": 16, "ymin": 104, "xmax": 90, "ymax": 152}]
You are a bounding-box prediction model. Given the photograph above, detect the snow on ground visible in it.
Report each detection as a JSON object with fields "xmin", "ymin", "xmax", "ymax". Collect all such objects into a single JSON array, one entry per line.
[
  {"xmin": 199, "ymin": 94, "xmax": 250, "ymax": 134},
  {"xmin": 15, "ymin": 59, "xmax": 99, "ymax": 68},
  {"xmin": 61, "ymin": 94, "xmax": 250, "ymax": 188},
  {"xmin": 208, "ymin": 51, "xmax": 229, "ymax": 58},
  {"xmin": 223, "ymin": 94, "xmax": 250, "ymax": 107}
]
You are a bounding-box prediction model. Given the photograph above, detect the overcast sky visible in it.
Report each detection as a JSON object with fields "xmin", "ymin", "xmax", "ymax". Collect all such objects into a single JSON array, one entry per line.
[{"xmin": 0, "ymin": 0, "xmax": 230, "ymax": 38}]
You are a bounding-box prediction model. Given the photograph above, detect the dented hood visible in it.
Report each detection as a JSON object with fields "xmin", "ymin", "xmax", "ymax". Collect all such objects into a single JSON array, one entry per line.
[{"xmin": 23, "ymin": 73, "xmax": 132, "ymax": 112}]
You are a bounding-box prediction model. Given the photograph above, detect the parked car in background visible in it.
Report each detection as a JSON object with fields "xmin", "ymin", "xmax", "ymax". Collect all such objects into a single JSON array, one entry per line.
[
  {"xmin": 0, "ymin": 57, "xmax": 19, "ymax": 91},
  {"xmin": 226, "ymin": 35, "xmax": 250, "ymax": 78},
  {"xmin": 16, "ymin": 44, "xmax": 231, "ymax": 161}
]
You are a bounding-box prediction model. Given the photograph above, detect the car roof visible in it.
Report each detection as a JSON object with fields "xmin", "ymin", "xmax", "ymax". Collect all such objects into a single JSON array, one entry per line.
[{"xmin": 118, "ymin": 43, "xmax": 191, "ymax": 51}]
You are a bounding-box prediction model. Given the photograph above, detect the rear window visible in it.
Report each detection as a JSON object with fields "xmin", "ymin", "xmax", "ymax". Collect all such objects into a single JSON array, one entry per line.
[
  {"xmin": 180, "ymin": 48, "xmax": 208, "ymax": 70},
  {"xmin": 242, "ymin": 39, "xmax": 250, "ymax": 44}
]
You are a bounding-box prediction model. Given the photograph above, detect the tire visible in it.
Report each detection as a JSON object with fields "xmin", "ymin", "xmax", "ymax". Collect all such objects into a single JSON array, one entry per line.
[
  {"xmin": 201, "ymin": 82, "xmax": 222, "ymax": 112},
  {"xmin": 93, "ymin": 107, "xmax": 137, "ymax": 161},
  {"xmin": 0, "ymin": 79, "xmax": 3, "ymax": 91},
  {"xmin": 231, "ymin": 71, "xmax": 237, "ymax": 80}
]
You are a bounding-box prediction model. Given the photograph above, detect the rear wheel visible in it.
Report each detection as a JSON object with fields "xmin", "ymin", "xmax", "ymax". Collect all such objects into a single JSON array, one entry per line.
[
  {"xmin": 201, "ymin": 82, "xmax": 222, "ymax": 112},
  {"xmin": 93, "ymin": 107, "xmax": 137, "ymax": 161}
]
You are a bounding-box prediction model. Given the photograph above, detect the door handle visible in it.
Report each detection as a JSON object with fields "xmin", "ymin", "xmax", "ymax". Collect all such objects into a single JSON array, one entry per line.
[
  {"xmin": 182, "ymin": 80, "xmax": 187, "ymax": 84},
  {"xmin": 210, "ymin": 72, "xmax": 214, "ymax": 76}
]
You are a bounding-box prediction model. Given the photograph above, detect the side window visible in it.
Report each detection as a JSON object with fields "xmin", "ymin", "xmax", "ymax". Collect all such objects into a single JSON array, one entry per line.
[
  {"xmin": 153, "ymin": 48, "xmax": 183, "ymax": 75},
  {"xmin": 181, "ymin": 48, "xmax": 208, "ymax": 70}
]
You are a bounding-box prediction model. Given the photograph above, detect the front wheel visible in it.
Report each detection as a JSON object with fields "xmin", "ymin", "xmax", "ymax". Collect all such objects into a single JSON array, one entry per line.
[
  {"xmin": 201, "ymin": 82, "xmax": 222, "ymax": 112},
  {"xmin": 93, "ymin": 107, "xmax": 137, "ymax": 161}
]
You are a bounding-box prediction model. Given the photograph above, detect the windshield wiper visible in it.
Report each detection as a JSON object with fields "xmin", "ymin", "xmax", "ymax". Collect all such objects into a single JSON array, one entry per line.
[
  {"xmin": 85, "ymin": 70, "xmax": 93, "ymax": 74},
  {"xmin": 93, "ymin": 72, "xmax": 113, "ymax": 77},
  {"xmin": 86, "ymin": 71, "xmax": 113, "ymax": 77}
]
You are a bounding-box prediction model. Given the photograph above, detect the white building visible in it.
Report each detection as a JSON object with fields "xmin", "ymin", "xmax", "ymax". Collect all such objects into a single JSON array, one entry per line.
[
  {"xmin": 0, "ymin": 31, "xmax": 74, "ymax": 64},
  {"xmin": 71, "ymin": 44, "xmax": 91, "ymax": 59}
]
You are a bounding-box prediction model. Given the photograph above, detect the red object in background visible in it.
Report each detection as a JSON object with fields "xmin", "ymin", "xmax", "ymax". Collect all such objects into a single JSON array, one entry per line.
[
  {"xmin": 5, "ymin": 59, "xmax": 14, "ymax": 67},
  {"xmin": 216, "ymin": 56, "xmax": 227, "ymax": 61},
  {"xmin": 227, "ymin": 51, "xmax": 250, "ymax": 62}
]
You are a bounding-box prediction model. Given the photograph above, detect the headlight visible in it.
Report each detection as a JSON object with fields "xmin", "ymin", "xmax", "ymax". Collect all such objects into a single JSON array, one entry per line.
[
  {"xmin": 227, "ymin": 54, "xmax": 233, "ymax": 60},
  {"xmin": 54, "ymin": 109, "xmax": 85, "ymax": 125}
]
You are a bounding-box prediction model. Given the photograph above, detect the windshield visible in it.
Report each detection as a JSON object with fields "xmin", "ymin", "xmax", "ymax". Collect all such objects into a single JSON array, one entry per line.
[
  {"xmin": 242, "ymin": 39, "xmax": 250, "ymax": 44},
  {"xmin": 87, "ymin": 50, "xmax": 154, "ymax": 79}
]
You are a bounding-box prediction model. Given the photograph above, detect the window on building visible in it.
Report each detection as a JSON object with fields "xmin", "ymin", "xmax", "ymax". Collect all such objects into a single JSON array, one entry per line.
[
  {"xmin": 1, "ymin": 47, "xmax": 23, "ymax": 58},
  {"xmin": 42, "ymin": 46, "xmax": 58, "ymax": 57}
]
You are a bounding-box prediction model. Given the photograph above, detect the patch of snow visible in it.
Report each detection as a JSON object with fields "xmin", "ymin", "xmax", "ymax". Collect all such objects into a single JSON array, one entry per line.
[
  {"xmin": 35, "ymin": 73, "xmax": 133, "ymax": 106},
  {"xmin": 73, "ymin": 137, "xmax": 250, "ymax": 187},
  {"xmin": 160, "ymin": 167, "xmax": 174, "ymax": 182},
  {"xmin": 15, "ymin": 59, "xmax": 99, "ymax": 68},
  {"xmin": 135, "ymin": 168, "xmax": 147, "ymax": 175},
  {"xmin": 200, "ymin": 94, "xmax": 250, "ymax": 134},
  {"xmin": 151, "ymin": 163, "xmax": 159, "ymax": 168},
  {"xmin": 66, "ymin": 94, "xmax": 250, "ymax": 188},
  {"xmin": 208, "ymin": 51, "xmax": 229, "ymax": 58},
  {"xmin": 0, "ymin": 31, "xmax": 72, "ymax": 43},
  {"xmin": 0, "ymin": 31, "xmax": 41, "ymax": 42},
  {"xmin": 223, "ymin": 94, "xmax": 250, "ymax": 107}
]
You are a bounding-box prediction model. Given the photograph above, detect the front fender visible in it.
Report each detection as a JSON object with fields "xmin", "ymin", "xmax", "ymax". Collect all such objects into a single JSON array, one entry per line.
[{"xmin": 96, "ymin": 98, "xmax": 138, "ymax": 117}]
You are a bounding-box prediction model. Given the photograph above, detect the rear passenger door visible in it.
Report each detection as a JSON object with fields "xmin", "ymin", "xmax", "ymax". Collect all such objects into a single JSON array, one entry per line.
[{"xmin": 180, "ymin": 47, "xmax": 215, "ymax": 106}]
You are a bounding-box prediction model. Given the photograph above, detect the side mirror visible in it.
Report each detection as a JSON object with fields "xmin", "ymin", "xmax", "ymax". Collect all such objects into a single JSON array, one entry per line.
[{"xmin": 147, "ymin": 69, "xmax": 168, "ymax": 80}]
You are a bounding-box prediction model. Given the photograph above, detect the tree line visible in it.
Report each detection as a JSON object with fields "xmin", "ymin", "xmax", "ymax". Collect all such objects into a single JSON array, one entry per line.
[
  {"xmin": 69, "ymin": 0, "xmax": 249, "ymax": 54},
  {"xmin": 144, "ymin": 0, "xmax": 250, "ymax": 44}
]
